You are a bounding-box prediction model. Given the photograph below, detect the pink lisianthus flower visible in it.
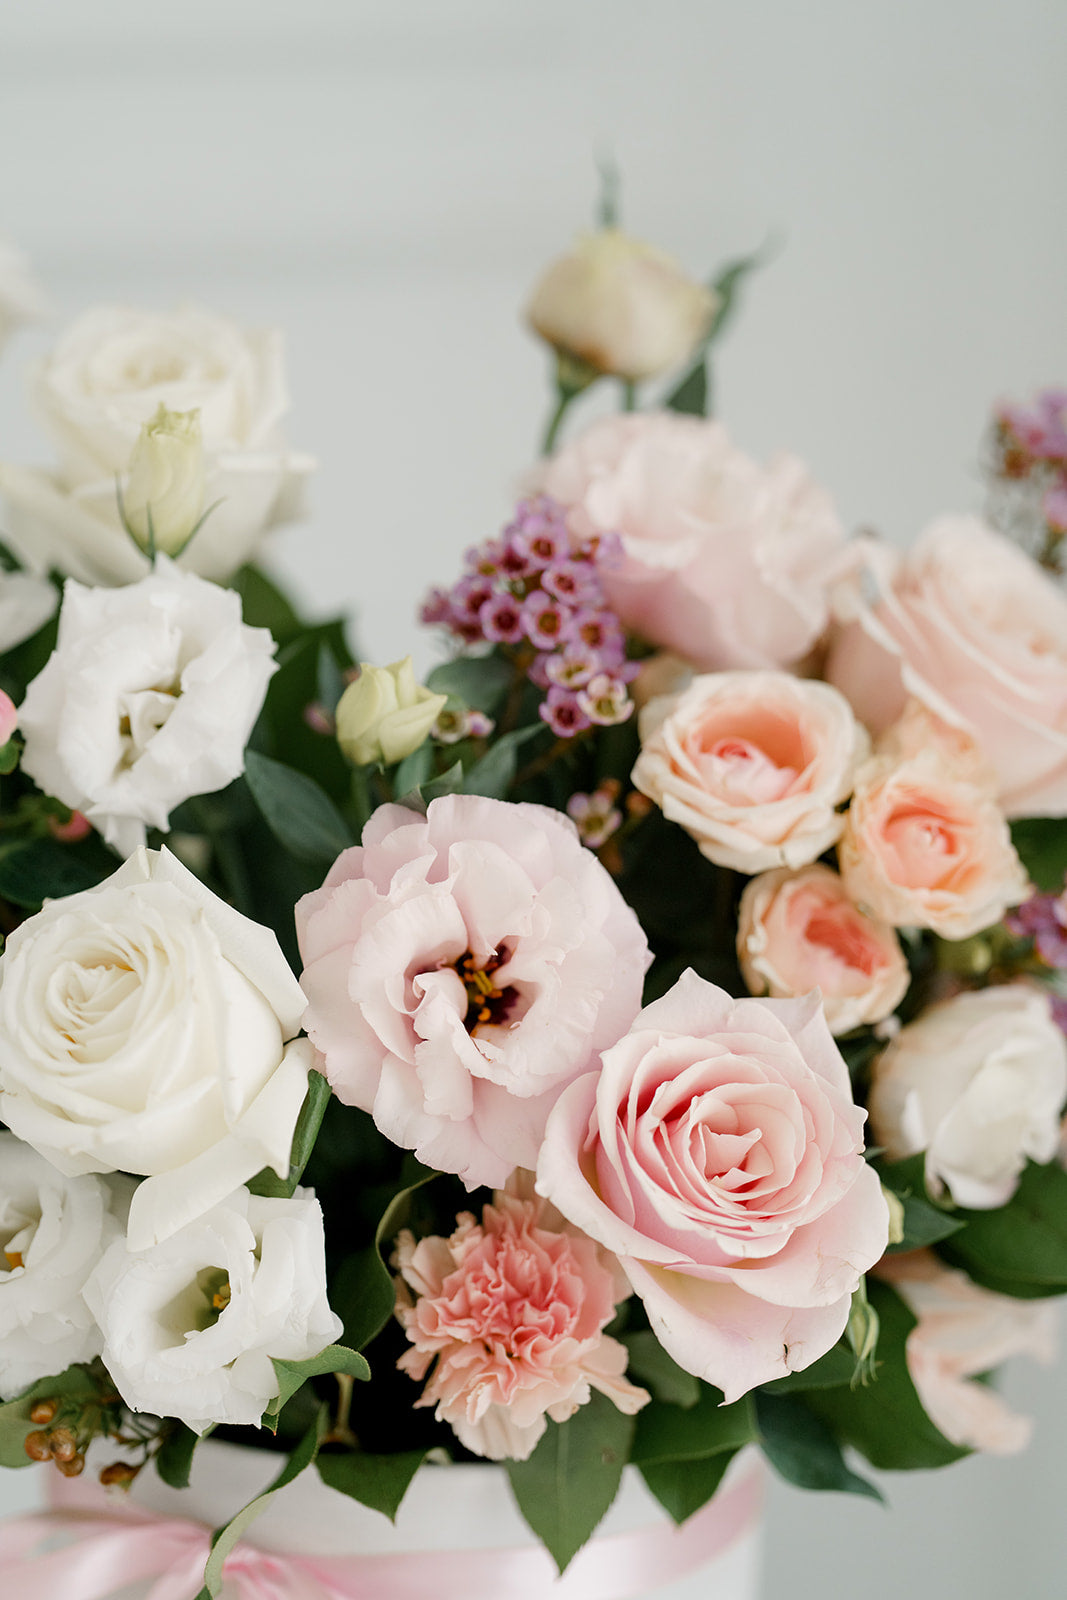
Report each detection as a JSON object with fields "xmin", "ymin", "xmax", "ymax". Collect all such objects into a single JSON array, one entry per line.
[
  {"xmin": 0, "ymin": 688, "xmax": 16, "ymax": 747},
  {"xmin": 394, "ymin": 1177, "xmax": 649, "ymax": 1461},
  {"xmin": 297, "ymin": 795, "xmax": 650, "ymax": 1189},
  {"xmin": 537, "ymin": 970, "xmax": 890, "ymax": 1403}
]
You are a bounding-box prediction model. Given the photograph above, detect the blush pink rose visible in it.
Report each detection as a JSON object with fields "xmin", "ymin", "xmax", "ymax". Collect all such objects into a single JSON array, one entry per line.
[
  {"xmin": 632, "ymin": 670, "xmax": 868, "ymax": 872},
  {"xmin": 536, "ymin": 970, "xmax": 890, "ymax": 1403},
  {"xmin": 838, "ymin": 712, "xmax": 1029, "ymax": 940},
  {"xmin": 296, "ymin": 794, "xmax": 650, "ymax": 1190},
  {"xmin": 394, "ymin": 1176, "xmax": 648, "ymax": 1461},
  {"xmin": 737, "ymin": 864, "xmax": 908, "ymax": 1035},
  {"xmin": 878, "ymin": 1251, "xmax": 1058, "ymax": 1454},
  {"xmin": 826, "ymin": 516, "xmax": 1067, "ymax": 818},
  {"xmin": 536, "ymin": 412, "xmax": 845, "ymax": 671}
]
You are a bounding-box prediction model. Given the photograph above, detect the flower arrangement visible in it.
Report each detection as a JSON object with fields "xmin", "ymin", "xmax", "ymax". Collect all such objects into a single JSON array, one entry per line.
[{"xmin": 0, "ymin": 205, "xmax": 1065, "ymax": 1596}]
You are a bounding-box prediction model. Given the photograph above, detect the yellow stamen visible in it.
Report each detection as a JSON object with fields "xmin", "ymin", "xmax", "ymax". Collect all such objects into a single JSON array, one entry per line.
[{"xmin": 4, "ymin": 1251, "xmax": 22, "ymax": 1271}]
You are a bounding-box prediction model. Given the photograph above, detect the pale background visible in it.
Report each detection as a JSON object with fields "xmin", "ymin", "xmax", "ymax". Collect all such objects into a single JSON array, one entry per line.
[{"xmin": 0, "ymin": 1, "xmax": 1065, "ymax": 1593}]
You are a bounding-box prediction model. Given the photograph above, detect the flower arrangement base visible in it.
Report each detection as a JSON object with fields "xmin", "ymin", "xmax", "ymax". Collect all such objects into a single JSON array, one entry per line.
[{"xmin": 14, "ymin": 1440, "xmax": 763, "ymax": 1600}]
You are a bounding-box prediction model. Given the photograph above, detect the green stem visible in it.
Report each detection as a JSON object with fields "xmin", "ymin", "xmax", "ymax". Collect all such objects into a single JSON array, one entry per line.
[
  {"xmin": 621, "ymin": 379, "xmax": 637, "ymax": 412},
  {"xmin": 514, "ymin": 732, "xmax": 586, "ymax": 790},
  {"xmin": 541, "ymin": 389, "xmax": 573, "ymax": 455}
]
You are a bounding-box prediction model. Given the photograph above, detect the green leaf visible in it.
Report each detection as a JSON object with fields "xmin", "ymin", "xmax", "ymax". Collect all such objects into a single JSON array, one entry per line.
[
  {"xmin": 243, "ymin": 749, "xmax": 353, "ymax": 864},
  {"xmin": 155, "ymin": 1423, "xmax": 201, "ymax": 1490},
  {"xmin": 938, "ymin": 1159, "xmax": 1067, "ymax": 1295},
  {"xmin": 640, "ymin": 1449, "xmax": 735, "ymax": 1526},
  {"xmin": 422, "ymin": 761, "xmax": 466, "ymax": 803},
  {"xmin": 879, "ymin": 1153, "xmax": 966, "ymax": 1254},
  {"xmin": 332, "ymin": 1165, "xmax": 439, "ymax": 1353},
  {"xmin": 425, "ymin": 655, "xmax": 513, "ymax": 715},
  {"xmin": 506, "ymin": 1391, "xmax": 634, "ymax": 1574},
  {"xmin": 317, "ymin": 1448, "xmax": 427, "ymax": 1521},
  {"xmin": 761, "ymin": 1342, "xmax": 858, "ymax": 1394},
  {"xmin": 462, "ymin": 725, "xmax": 544, "ymax": 799},
  {"xmin": 1011, "ymin": 818, "xmax": 1067, "ymax": 893},
  {"xmin": 0, "ymin": 838, "xmax": 117, "ymax": 909},
  {"xmin": 755, "ymin": 1392, "xmax": 882, "ymax": 1500},
  {"xmin": 0, "ymin": 738, "xmax": 19, "ymax": 775},
  {"xmin": 231, "ymin": 564, "xmax": 305, "ymax": 646},
  {"xmin": 665, "ymin": 361, "xmax": 708, "ymax": 417},
  {"xmin": 264, "ymin": 1345, "xmax": 370, "ymax": 1426},
  {"xmin": 621, "ymin": 1331, "xmax": 700, "ymax": 1408},
  {"xmin": 393, "ymin": 741, "xmax": 435, "ymax": 800},
  {"xmin": 248, "ymin": 1071, "xmax": 331, "ymax": 1199},
  {"xmin": 195, "ymin": 1409, "xmax": 328, "ymax": 1600},
  {"xmin": 0, "ymin": 1366, "xmax": 101, "ymax": 1470},
  {"xmin": 803, "ymin": 1280, "xmax": 968, "ymax": 1471},
  {"xmin": 631, "ymin": 1385, "xmax": 756, "ymax": 1467},
  {"xmin": 664, "ymin": 242, "xmax": 771, "ymax": 416}
]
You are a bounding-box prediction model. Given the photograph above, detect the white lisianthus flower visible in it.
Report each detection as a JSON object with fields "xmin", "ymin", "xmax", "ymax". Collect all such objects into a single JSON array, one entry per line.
[
  {"xmin": 335, "ymin": 657, "xmax": 447, "ymax": 767},
  {"xmin": 0, "ymin": 1133, "xmax": 130, "ymax": 1399},
  {"xmin": 0, "ymin": 239, "xmax": 47, "ymax": 356},
  {"xmin": 0, "ymin": 847, "xmax": 313, "ymax": 1252},
  {"xmin": 0, "ymin": 303, "xmax": 313, "ymax": 585},
  {"xmin": 0, "ymin": 570, "xmax": 56, "ymax": 653},
  {"xmin": 869, "ymin": 987, "xmax": 1067, "ymax": 1209},
  {"xmin": 84, "ymin": 1187, "xmax": 342, "ymax": 1434},
  {"xmin": 19, "ymin": 558, "xmax": 276, "ymax": 855}
]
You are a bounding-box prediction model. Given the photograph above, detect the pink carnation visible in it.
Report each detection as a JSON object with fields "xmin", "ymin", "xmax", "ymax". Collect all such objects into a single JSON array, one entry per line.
[
  {"xmin": 394, "ymin": 1179, "xmax": 649, "ymax": 1460},
  {"xmin": 537, "ymin": 970, "xmax": 890, "ymax": 1403},
  {"xmin": 296, "ymin": 794, "xmax": 650, "ymax": 1189}
]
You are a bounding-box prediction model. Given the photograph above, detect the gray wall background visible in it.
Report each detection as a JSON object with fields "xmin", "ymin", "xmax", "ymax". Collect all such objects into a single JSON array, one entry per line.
[{"xmin": 0, "ymin": 3, "xmax": 1065, "ymax": 1594}]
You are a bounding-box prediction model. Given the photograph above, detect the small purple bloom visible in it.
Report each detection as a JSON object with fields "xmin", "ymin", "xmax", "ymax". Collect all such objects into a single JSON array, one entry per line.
[
  {"xmin": 480, "ymin": 592, "xmax": 526, "ymax": 643},
  {"xmin": 420, "ymin": 587, "xmax": 454, "ymax": 627},
  {"xmin": 570, "ymin": 607, "xmax": 626, "ymax": 657},
  {"xmin": 1006, "ymin": 890, "xmax": 1067, "ymax": 968},
  {"xmin": 546, "ymin": 646, "xmax": 600, "ymax": 690},
  {"xmin": 527, "ymin": 653, "xmax": 552, "ymax": 689},
  {"xmin": 541, "ymin": 559, "xmax": 603, "ymax": 607},
  {"xmin": 539, "ymin": 686, "xmax": 591, "ymax": 738},
  {"xmin": 521, "ymin": 591, "xmax": 572, "ymax": 651},
  {"xmin": 450, "ymin": 575, "xmax": 496, "ymax": 624},
  {"xmin": 590, "ymin": 530, "xmax": 626, "ymax": 572},
  {"xmin": 567, "ymin": 784, "xmax": 624, "ymax": 849},
  {"xmin": 577, "ymin": 673, "xmax": 633, "ymax": 727}
]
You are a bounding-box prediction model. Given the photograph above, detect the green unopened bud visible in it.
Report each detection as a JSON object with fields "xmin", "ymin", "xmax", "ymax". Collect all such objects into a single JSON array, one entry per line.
[
  {"xmin": 883, "ymin": 1184, "xmax": 906, "ymax": 1247},
  {"xmin": 846, "ymin": 1280, "xmax": 880, "ymax": 1388},
  {"xmin": 335, "ymin": 658, "xmax": 448, "ymax": 768},
  {"xmin": 123, "ymin": 404, "xmax": 207, "ymax": 556}
]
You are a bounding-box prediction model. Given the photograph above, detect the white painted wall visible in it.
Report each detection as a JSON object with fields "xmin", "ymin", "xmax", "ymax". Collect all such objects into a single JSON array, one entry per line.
[{"xmin": 0, "ymin": 2, "xmax": 1065, "ymax": 1593}]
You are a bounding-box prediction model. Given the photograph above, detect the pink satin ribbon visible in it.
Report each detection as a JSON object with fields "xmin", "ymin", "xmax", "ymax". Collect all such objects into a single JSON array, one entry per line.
[{"xmin": 0, "ymin": 1457, "xmax": 762, "ymax": 1600}]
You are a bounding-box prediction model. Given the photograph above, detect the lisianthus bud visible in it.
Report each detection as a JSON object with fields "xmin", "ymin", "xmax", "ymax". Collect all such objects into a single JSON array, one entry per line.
[
  {"xmin": 122, "ymin": 404, "xmax": 207, "ymax": 556},
  {"xmin": 526, "ymin": 228, "xmax": 718, "ymax": 383},
  {"xmin": 335, "ymin": 658, "xmax": 447, "ymax": 767}
]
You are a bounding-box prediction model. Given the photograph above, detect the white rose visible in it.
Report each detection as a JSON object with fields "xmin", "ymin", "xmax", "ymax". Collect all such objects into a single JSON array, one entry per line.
[
  {"xmin": 869, "ymin": 987, "xmax": 1067, "ymax": 1209},
  {"xmin": 0, "ymin": 846, "xmax": 313, "ymax": 1252},
  {"xmin": 84, "ymin": 1187, "xmax": 341, "ymax": 1433},
  {"xmin": 0, "ymin": 570, "xmax": 56, "ymax": 653},
  {"xmin": 335, "ymin": 657, "xmax": 447, "ymax": 766},
  {"xmin": 525, "ymin": 229, "xmax": 718, "ymax": 382},
  {"xmin": 0, "ymin": 1133, "xmax": 129, "ymax": 1398},
  {"xmin": 0, "ymin": 239, "xmax": 47, "ymax": 356},
  {"xmin": 0, "ymin": 304, "xmax": 313, "ymax": 585},
  {"xmin": 19, "ymin": 558, "xmax": 276, "ymax": 856}
]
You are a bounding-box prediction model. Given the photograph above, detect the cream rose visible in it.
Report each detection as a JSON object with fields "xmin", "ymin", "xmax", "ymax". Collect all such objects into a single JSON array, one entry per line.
[
  {"xmin": 0, "ymin": 847, "xmax": 312, "ymax": 1252},
  {"xmin": 84, "ymin": 1187, "xmax": 341, "ymax": 1433},
  {"xmin": 878, "ymin": 1252, "xmax": 1058, "ymax": 1454},
  {"xmin": 0, "ymin": 303, "xmax": 312, "ymax": 585},
  {"xmin": 0, "ymin": 1134, "xmax": 129, "ymax": 1398},
  {"xmin": 633, "ymin": 670, "xmax": 868, "ymax": 872},
  {"xmin": 868, "ymin": 987, "xmax": 1067, "ymax": 1209},
  {"xmin": 19, "ymin": 558, "xmax": 277, "ymax": 856},
  {"xmin": 838, "ymin": 711, "xmax": 1029, "ymax": 940},
  {"xmin": 526, "ymin": 229, "xmax": 717, "ymax": 382},
  {"xmin": 826, "ymin": 517, "xmax": 1067, "ymax": 818},
  {"xmin": 536, "ymin": 413, "xmax": 845, "ymax": 671},
  {"xmin": 737, "ymin": 864, "xmax": 908, "ymax": 1034}
]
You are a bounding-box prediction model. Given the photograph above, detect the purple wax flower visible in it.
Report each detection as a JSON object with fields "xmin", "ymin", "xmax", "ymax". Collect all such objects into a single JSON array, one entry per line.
[
  {"xmin": 539, "ymin": 686, "xmax": 592, "ymax": 738},
  {"xmin": 480, "ymin": 592, "xmax": 526, "ymax": 643},
  {"xmin": 1006, "ymin": 890, "xmax": 1067, "ymax": 968},
  {"xmin": 521, "ymin": 592, "xmax": 572, "ymax": 651},
  {"xmin": 541, "ymin": 559, "xmax": 602, "ymax": 607},
  {"xmin": 450, "ymin": 575, "xmax": 496, "ymax": 625},
  {"xmin": 576, "ymin": 673, "xmax": 633, "ymax": 727},
  {"xmin": 420, "ymin": 587, "xmax": 454, "ymax": 627},
  {"xmin": 545, "ymin": 646, "xmax": 601, "ymax": 690}
]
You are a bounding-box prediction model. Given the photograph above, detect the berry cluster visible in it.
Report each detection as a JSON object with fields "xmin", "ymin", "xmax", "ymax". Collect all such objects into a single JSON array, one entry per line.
[{"xmin": 421, "ymin": 496, "xmax": 637, "ymax": 738}]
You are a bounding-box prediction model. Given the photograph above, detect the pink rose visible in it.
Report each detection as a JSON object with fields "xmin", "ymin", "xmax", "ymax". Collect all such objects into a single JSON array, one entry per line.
[
  {"xmin": 878, "ymin": 1252, "xmax": 1057, "ymax": 1454},
  {"xmin": 296, "ymin": 794, "xmax": 650, "ymax": 1190},
  {"xmin": 537, "ymin": 970, "xmax": 890, "ymax": 1402},
  {"xmin": 737, "ymin": 864, "xmax": 908, "ymax": 1035},
  {"xmin": 536, "ymin": 412, "xmax": 845, "ymax": 671},
  {"xmin": 838, "ymin": 709, "xmax": 1029, "ymax": 940},
  {"xmin": 826, "ymin": 516, "xmax": 1067, "ymax": 817},
  {"xmin": 394, "ymin": 1175, "xmax": 648, "ymax": 1461},
  {"xmin": 632, "ymin": 670, "xmax": 868, "ymax": 872}
]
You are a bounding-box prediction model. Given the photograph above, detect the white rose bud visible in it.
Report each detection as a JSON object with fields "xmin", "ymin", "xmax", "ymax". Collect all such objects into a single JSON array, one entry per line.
[
  {"xmin": 0, "ymin": 1133, "xmax": 129, "ymax": 1398},
  {"xmin": 526, "ymin": 228, "xmax": 718, "ymax": 383},
  {"xmin": 335, "ymin": 657, "xmax": 447, "ymax": 767},
  {"xmin": 84, "ymin": 1187, "xmax": 342, "ymax": 1433},
  {"xmin": 122, "ymin": 404, "xmax": 207, "ymax": 556},
  {"xmin": 869, "ymin": 987, "xmax": 1067, "ymax": 1209}
]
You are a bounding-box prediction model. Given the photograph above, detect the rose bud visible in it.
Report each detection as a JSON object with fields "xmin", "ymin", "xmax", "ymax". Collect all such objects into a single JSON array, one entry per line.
[
  {"xmin": 335, "ymin": 657, "xmax": 447, "ymax": 767},
  {"xmin": 122, "ymin": 404, "xmax": 207, "ymax": 556}
]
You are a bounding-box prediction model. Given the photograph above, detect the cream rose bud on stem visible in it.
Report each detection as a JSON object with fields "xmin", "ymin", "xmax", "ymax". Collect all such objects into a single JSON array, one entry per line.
[
  {"xmin": 0, "ymin": 847, "xmax": 313, "ymax": 1253},
  {"xmin": 537, "ymin": 971, "xmax": 890, "ymax": 1402},
  {"xmin": 18, "ymin": 558, "xmax": 277, "ymax": 857},
  {"xmin": 335, "ymin": 658, "xmax": 447, "ymax": 767},
  {"xmin": 632, "ymin": 670, "xmax": 868, "ymax": 873},
  {"xmin": 121, "ymin": 404, "xmax": 208, "ymax": 557},
  {"xmin": 85, "ymin": 1187, "xmax": 341, "ymax": 1434}
]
